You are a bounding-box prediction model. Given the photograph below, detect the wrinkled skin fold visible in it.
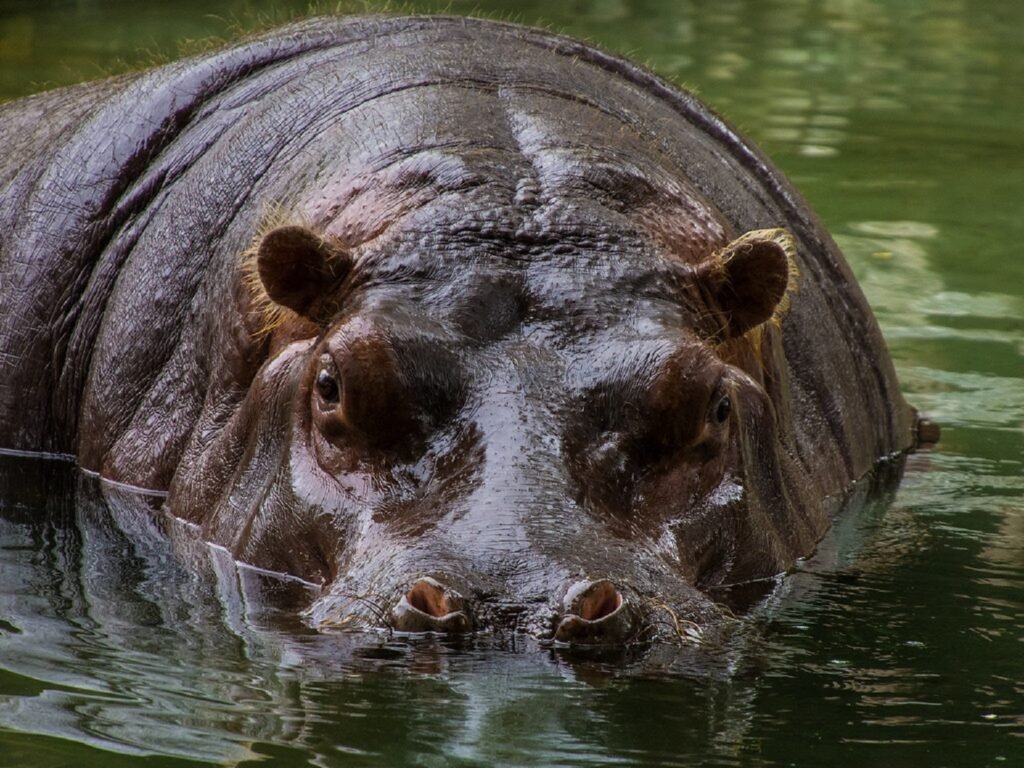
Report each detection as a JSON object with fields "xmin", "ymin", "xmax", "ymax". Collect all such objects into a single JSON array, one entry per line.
[{"xmin": 0, "ymin": 15, "xmax": 918, "ymax": 644}]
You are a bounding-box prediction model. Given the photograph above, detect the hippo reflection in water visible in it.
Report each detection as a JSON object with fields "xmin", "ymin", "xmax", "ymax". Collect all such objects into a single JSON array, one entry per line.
[{"xmin": 0, "ymin": 16, "xmax": 931, "ymax": 645}]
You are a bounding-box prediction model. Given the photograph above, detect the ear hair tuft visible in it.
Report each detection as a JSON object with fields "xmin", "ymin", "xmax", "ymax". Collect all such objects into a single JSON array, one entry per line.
[
  {"xmin": 241, "ymin": 204, "xmax": 305, "ymax": 339},
  {"xmin": 241, "ymin": 209, "xmax": 352, "ymax": 336},
  {"xmin": 693, "ymin": 227, "xmax": 800, "ymax": 340}
]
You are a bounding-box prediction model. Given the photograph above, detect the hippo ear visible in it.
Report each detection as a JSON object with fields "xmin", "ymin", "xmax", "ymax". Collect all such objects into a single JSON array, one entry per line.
[
  {"xmin": 692, "ymin": 228, "xmax": 796, "ymax": 339},
  {"xmin": 255, "ymin": 225, "xmax": 352, "ymax": 323}
]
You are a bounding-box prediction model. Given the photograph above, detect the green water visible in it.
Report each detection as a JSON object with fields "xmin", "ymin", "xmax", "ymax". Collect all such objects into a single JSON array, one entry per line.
[{"xmin": 1, "ymin": 0, "xmax": 1022, "ymax": 765}]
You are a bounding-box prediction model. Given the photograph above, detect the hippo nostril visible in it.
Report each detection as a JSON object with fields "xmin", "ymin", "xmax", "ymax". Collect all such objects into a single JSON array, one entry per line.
[
  {"xmin": 406, "ymin": 577, "xmax": 452, "ymax": 618},
  {"xmin": 575, "ymin": 580, "xmax": 623, "ymax": 622},
  {"xmin": 554, "ymin": 579, "xmax": 635, "ymax": 645},
  {"xmin": 391, "ymin": 577, "xmax": 471, "ymax": 634}
]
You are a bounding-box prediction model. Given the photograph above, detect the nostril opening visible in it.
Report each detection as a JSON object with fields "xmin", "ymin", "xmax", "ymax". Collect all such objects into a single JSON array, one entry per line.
[
  {"xmin": 393, "ymin": 577, "xmax": 471, "ymax": 634},
  {"xmin": 576, "ymin": 580, "xmax": 623, "ymax": 622},
  {"xmin": 555, "ymin": 580, "xmax": 635, "ymax": 646},
  {"xmin": 406, "ymin": 578, "xmax": 451, "ymax": 618}
]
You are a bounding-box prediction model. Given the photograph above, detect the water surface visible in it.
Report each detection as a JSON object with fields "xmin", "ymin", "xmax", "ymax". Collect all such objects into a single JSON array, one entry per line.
[{"xmin": 1, "ymin": 1, "xmax": 1022, "ymax": 765}]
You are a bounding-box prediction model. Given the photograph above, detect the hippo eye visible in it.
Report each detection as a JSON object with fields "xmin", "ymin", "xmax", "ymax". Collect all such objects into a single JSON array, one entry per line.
[
  {"xmin": 713, "ymin": 395, "xmax": 731, "ymax": 425},
  {"xmin": 315, "ymin": 356, "xmax": 340, "ymax": 403},
  {"xmin": 316, "ymin": 368, "xmax": 340, "ymax": 402}
]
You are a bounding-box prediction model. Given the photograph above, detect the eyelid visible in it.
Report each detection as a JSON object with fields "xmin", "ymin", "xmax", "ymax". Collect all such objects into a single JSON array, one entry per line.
[
  {"xmin": 707, "ymin": 376, "xmax": 731, "ymax": 416},
  {"xmin": 314, "ymin": 352, "xmax": 342, "ymax": 406}
]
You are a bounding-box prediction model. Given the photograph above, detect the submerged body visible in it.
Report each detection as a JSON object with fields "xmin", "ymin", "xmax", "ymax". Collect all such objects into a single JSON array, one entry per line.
[{"xmin": 0, "ymin": 16, "xmax": 917, "ymax": 643}]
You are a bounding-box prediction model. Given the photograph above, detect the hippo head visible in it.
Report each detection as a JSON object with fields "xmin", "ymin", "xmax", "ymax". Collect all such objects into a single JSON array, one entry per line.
[{"xmin": 167, "ymin": 157, "xmax": 825, "ymax": 647}]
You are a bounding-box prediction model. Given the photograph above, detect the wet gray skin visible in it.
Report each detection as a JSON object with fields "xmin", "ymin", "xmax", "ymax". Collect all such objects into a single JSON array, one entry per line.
[{"xmin": 0, "ymin": 16, "xmax": 922, "ymax": 646}]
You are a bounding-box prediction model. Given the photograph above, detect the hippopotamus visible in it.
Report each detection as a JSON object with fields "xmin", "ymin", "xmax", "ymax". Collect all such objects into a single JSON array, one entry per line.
[{"xmin": 0, "ymin": 15, "xmax": 926, "ymax": 645}]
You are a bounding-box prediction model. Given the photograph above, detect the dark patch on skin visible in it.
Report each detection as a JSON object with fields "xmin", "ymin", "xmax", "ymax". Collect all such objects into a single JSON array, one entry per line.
[
  {"xmin": 447, "ymin": 270, "xmax": 529, "ymax": 343},
  {"xmin": 370, "ymin": 423, "xmax": 486, "ymax": 537}
]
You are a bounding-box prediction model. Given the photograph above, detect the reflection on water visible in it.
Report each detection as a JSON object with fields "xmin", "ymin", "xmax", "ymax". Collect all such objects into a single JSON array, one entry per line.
[
  {"xmin": 839, "ymin": 220, "xmax": 1024, "ymax": 438},
  {"xmin": 1, "ymin": 0, "xmax": 1023, "ymax": 765},
  {"xmin": 0, "ymin": 454, "xmax": 912, "ymax": 766},
  {"xmin": 3, "ymin": 446, "xmax": 1017, "ymax": 765}
]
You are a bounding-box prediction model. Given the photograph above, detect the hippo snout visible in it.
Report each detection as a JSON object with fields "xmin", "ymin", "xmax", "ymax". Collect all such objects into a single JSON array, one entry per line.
[{"xmin": 384, "ymin": 576, "xmax": 649, "ymax": 647}]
